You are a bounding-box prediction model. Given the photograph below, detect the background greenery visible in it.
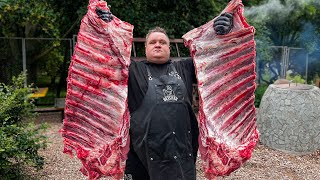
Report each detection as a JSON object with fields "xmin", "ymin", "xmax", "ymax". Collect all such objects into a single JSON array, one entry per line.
[
  {"xmin": 0, "ymin": 0, "xmax": 320, "ymax": 177},
  {"xmin": 0, "ymin": 74, "xmax": 47, "ymax": 179},
  {"xmin": 0, "ymin": 1, "xmax": 319, "ymax": 101}
]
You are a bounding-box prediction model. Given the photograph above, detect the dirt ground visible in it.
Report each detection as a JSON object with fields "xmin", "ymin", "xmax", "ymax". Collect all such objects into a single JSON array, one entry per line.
[{"xmin": 28, "ymin": 112, "xmax": 320, "ymax": 180}]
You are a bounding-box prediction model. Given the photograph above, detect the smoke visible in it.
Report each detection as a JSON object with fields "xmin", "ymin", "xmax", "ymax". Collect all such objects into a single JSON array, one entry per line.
[
  {"xmin": 300, "ymin": 23, "xmax": 319, "ymax": 54},
  {"xmin": 244, "ymin": 0, "xmax": 317, "ymax": 22},
  {"xmin": 243, "ymin": 0, "xmax": 320, "ymax": 49},
  {"xmin": 244, "ymin": 0, "xmax": 291, "ymax": 22},
  {"xmin": 245, "ymin": 0, "xmax": 320, "ymax": 83}
]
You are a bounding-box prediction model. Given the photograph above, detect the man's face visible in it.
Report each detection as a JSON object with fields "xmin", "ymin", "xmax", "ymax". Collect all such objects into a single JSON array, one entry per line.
[{"xmin": 145, "ymin": 32, "xmax": 170, "ymax": 64}]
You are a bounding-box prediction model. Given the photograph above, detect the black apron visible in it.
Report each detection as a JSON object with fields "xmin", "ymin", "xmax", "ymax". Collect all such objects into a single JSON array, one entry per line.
[{"xmin": 126, "ymin": 63, "xmax": 196, "ymax": 180}]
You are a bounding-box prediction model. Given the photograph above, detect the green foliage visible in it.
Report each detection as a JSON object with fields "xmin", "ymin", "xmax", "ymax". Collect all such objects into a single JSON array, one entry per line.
[
  {"xmin": 0, "ymin": 73, "xmax": 47, "ymax": 179},
  {"xmin": 48, "ymin": 0, "xmax": 87, "ymax": 35},
  {"xmin": 286, "ymin": 72, "xmax": 306, "ymax": 84},
  {"xmin": 0, "ymin": 0, "xmax": 60, "ymax": 37},
  {"xmin": 103, "ymin": 0, "xmax": 226, "ymax": 57},
  {"xmin": 243, "ymin": 0, "xmax": 266, "ymax": 7},
  {"xmin": 110, "ymin": 0, "xmax": 220, "ymax": 39},
  {"xmin": 0, "ymin": 0, "xmax": 63, "ymax": 85},
  {"xmin": 250, "ymin": 21, "xmax": 274, "ymax": 62},
  {"xmin": 254, "ymin": 84, "xmax": 268, "ymax": 107},
  {"xmin": 245, "ymin": 0, "xmax": 320, "ymax": 49},
  {"xmin": 39, "ymin": 48, "xmax": 64, "ymax": 80},
  {"xmin": 245, "ymin": 0, "xmax": 320, "ymax": 84}
]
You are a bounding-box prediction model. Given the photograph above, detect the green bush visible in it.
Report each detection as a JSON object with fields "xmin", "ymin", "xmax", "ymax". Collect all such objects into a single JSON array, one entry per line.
[
  {"xmin": 286, "ymin": 73, "xmax": 306, "ymax": 84},
  {"xmin": 255, "ymin": 84, "xmax": 268, "ymax": 108},
  {"xmin": 0, "ymin": 73, "xmax": 47, "ymax": 179}
]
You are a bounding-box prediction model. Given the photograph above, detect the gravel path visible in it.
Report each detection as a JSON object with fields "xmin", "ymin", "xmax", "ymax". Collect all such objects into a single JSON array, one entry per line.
[{"xmin": 29, "ymin": 112, "xmax": 320, "ymax": 180}]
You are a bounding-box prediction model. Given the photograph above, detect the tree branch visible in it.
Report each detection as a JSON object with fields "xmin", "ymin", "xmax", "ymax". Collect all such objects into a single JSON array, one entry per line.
[{"xmin": 33, "ymin": 16, "xmax": 80, "ymax": 61}]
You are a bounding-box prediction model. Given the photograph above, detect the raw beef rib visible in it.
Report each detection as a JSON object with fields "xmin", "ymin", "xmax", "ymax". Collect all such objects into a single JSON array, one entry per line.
[
  {"xmin": 183, "ymin": 0, "xmax": 259, "ymax": 178},
  {"xmin": 59, "ymin": 1, "xmax": 133, "ymax": 179}
]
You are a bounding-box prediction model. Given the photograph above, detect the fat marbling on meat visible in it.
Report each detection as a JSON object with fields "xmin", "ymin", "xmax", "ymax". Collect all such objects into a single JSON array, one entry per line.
[
  {"xmin": 183, "ymin": 0, "xmax": 259, "ymax": 178},
  {"xmin": 60, "ymin": 1, "xmax": 133, "ymax": 179}
]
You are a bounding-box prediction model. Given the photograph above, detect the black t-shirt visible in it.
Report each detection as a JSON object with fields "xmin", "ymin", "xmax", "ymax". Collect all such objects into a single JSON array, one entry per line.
[{"xmin": 128, "ymin": 58, "xmax": 197, "ymax": 113}]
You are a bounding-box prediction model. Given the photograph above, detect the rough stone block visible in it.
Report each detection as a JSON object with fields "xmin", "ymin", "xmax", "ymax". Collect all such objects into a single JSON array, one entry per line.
[{"xmin": 257, "ymin": 83, "xmax": 320, "ymax": 155}]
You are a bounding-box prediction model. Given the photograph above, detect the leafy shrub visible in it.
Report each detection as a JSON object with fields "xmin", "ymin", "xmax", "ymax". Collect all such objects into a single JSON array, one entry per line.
[
  {"xmin": 286, "ymin": 73, "xmax": 306, "ymax": 84},
  {"xmin": 0, "ymin": 73, "xmax": 47, "ymax": 179},
  {"xmin": 255, "ymin": 84, "xmax": 268, "ymax": 108}
]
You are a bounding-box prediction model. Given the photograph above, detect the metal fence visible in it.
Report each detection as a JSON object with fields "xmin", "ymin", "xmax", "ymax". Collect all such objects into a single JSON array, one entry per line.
[
  {"xmin": 0, "ymin": 37, "xmax": 311, "ymax": 87},
  {"xmin": 0, "ymin": 37, "xmax": 73, "ymax": 87},
  {"xmin": 256, "ymin": 46, "xmax": 309, "ymax": 85},
  {"xmin": 72, "ymin": 35, "xmax": 190, "ymax": 61}
]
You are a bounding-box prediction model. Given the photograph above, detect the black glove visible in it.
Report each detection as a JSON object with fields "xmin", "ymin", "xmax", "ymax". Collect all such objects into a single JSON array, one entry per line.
[
  {"xmin": 96, "ymin": 8, "xmax": 113, "ymax": 22},
  {"xmin": 213, "ymin": 12, "xmax": 233, "ymax": 35}
]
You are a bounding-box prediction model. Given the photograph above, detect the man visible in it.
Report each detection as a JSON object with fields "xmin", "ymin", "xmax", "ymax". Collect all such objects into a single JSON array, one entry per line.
[{"xmin": 97, "ymin": 9, "xmax": 233, "ymax": 180}]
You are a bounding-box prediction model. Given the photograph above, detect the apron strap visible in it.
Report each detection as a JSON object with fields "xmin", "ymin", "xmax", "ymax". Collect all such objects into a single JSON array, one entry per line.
[
  {"xmin": 146, "ymin": 65, "xmax": 153, "ymax": 81},
  {"xmin": 146, "ymin": 62, "xmax": 181, "ymax": 81},
  {"xmin": 169, "ymin": 63, "xmax": 177, "ymax": 73},
  {"xmin": 169, "ymin": 63, "xmax": 181, "ymax": 79}
]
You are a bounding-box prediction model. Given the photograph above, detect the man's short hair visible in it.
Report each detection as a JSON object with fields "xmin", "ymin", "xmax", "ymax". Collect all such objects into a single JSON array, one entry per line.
[{"xmin": 145, "ymin": 27, "xmax": 169, "ymax": 44}]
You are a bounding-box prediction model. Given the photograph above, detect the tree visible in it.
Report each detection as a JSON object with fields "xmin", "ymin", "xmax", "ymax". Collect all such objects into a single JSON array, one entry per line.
[
  {"xmin": 1, "ymin": 0, "xmax": 220, "ymax": 83},
  {"xmin": 97, "ymin": 0, "xmax": 224, "ymax": 57},
  {"xmin": 245, "ymin": 0, "xmax": 320, "ymax": 84},
  {"xmin": 0, "ymin": 0, "xmax": 60, "ymax": 38},
  {"xmin": 0, "ymin": 0, "xmax": 61, "ymax": 84},
  {"xmin": 108, "ymin": 0, "xmax": 219, "ymax": 38}
]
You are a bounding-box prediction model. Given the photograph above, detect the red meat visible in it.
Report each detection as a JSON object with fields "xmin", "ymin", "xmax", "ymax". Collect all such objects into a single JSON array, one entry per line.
[
  {"xmin": 59, "ymin": 1, "xmax": 133, "ymax": 179},
  {"xmin": 183, "ymin": 0, "xmax": 259, "ymax": 179}
]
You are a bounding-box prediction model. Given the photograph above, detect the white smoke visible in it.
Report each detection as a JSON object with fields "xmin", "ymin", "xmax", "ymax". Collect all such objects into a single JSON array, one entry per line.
[
  {"xmin": 246, "ymin": 0, "xmax": 320, "ymax": 81},
  {"xmin": 244, "ymin": 0, "xmax": 316, "ymax": 22},
  {"xmin": 300, "ymin": 23, "xmax": 320, "ymax": 53},
  {"xmin": 244, "ymin": 0, "xmax": 292, "ymax": 21}
]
